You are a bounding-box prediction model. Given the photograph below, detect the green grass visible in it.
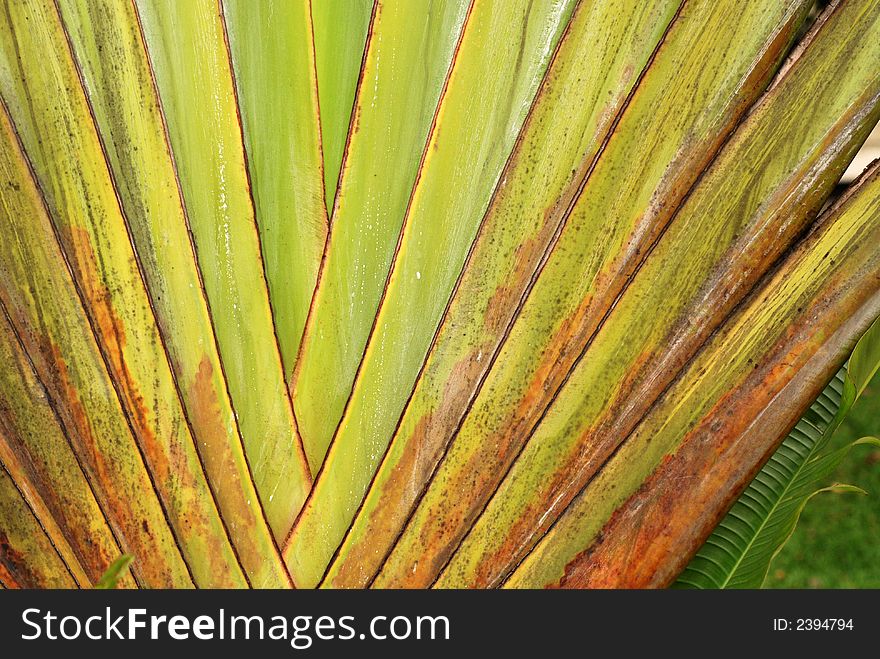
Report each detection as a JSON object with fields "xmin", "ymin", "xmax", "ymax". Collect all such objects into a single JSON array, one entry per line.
[{"xmin": 766, "ymin": 370, "xmax": 880, "ymax": 588}]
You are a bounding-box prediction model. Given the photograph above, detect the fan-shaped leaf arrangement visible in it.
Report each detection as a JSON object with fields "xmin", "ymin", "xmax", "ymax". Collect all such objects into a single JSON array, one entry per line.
[{"xmin": 0, "ymin": 0, "xmax": 878, "ymax": 589}]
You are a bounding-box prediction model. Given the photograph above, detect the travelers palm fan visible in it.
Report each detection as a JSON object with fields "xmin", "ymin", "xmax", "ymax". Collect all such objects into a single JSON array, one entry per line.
[{"xmin": 0, "ymin": 0, "xmax": 877, "ymax": 589}]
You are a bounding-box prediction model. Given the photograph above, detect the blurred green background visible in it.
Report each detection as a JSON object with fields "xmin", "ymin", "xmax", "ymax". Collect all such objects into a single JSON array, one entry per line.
[{"xmin": 767, "ymin": 370, "xmax": 880, "ymax": 588}]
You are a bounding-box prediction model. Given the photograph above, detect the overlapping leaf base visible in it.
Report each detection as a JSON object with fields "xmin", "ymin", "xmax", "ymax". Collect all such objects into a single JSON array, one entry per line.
[{"xmin": 0, "ymin": 0, "xmax": 878, "ymax": 589}]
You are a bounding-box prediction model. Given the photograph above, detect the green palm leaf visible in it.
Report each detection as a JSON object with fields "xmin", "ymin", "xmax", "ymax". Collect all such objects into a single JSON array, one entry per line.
[
  {"xmin": 0, "ymin": 0, "xmax": 878, "ymax": 590},
  {"xmin": 505, "ymin": 161, "xmax": 880, "ymax": 588},
  {"xmin": 311, "ymin": 0, "xmax": 373, "ymax": 211},
  {"xmin": 676, "ymin": 317, "xmax": 880, "ymax": 588},
  {"xmin": 289, "ymin": 0, "xmax": 579, "ymax": 589},
  {"xmin": 223, "ymin": 0, "xmax": 329, "ymax": 383},
  {"xmin": 135, "ymin": 0, "xmax": 312, "ymax": 542}
]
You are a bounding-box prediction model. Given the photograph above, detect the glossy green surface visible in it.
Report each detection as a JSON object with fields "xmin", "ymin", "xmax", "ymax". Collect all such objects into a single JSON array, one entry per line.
[
  {"xmin": 224, "ymin": 0, "xmax": 328, "ymax": 383},
  {"xmin": 136, "ymin": 0, "xmax": 312, "ymax": 542},
  {"xmin": 324, "ymin": 0, "xmax": 676, "ymax": 589},
  {"xmin": 311, "ymin": 0, "xmax": 373, "ymax": 210},
  {"xmin": 58, "ymin": 0, "xmax": 291, "ymax": 588},
  {"xmin": 291, "ymin": 0, "xmax": 471, "ymax": 473},
  {"xmin": 0, "ymin": 0, "xmax": 876, "ymax": 592},
  {"xmin": 289, "ymin": 0, "xmax": 577, "ymax": 588}
]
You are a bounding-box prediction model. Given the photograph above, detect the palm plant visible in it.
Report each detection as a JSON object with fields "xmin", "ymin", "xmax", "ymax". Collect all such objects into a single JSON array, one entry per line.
[{"xmin": 0, "ymin": 0, "xmax": 878, "ymax": 589}]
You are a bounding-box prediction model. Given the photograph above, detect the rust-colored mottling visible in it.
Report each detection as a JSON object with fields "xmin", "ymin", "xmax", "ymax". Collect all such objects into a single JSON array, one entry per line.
[
  {"xmin": 0, "ymin": 316, "xmax": 135, "ymax": 585},
  {"xmin": 458, "ymin": 187, "xmax": 826, "ymax": 585},
  {"xmin": 43, "ymin": 339, "xmax": 178, "ymax": 588},
  {"xmin": 0, "ymin": 530, "xmax": 43, "ymax": 588},
  {"xmin": 406, "ymin": 406, "xmax": 531, "ymax": 587},
  {"xmin": 383, "ymin": 74, "xmax": 772, "ymax": 587},
  {"xmin": 187, "ymin": 356, "xmax": 239, "ymax": 481},
  {"xmin": 184, "ymin": 357, "xmax": 242, "ymax": 541},
  {"xmin": 0, "ymin": 427, "xmax": 108, "ymax": 586},
  {"xmin": 65, "ymin": 229, "xmax": 241, "ymax": 587},
  {"xmin": 68, "ymin": 225, "xmax": 172, "ymax": 479},
  {"xmin": 431, "ymin": 18, "xmax": 874, "ymax": 586},
  {"xmin": 333, "ymin": 86, "xmax": 626, "ymax": 587},
  {"xmin": 358, "ymin": 231, "xmax": 592, "ymax": 587},
  {"xmin": 480, "ymin": 208, "xmax": 568, "ymax": 337},
  {"xmin": 554, "ymin": 272, "xmax": 880, "ymax": 588},
  {"xmin": 0, "ymin": 560, "xmax": 19, "ymax": 588},
  {"xmin": 379, "ymin": 253, "xmax": 664, "ymax": 585},
  {"xmin": 0, "ymin": 238, "xmax": 188, "ymax": 586},
  {"xmin": 341, "ymin": 89, "xmax": 626, "ymax": 589},
  {"xmin": 464, "ymin": 347, "xmax": 655, "ymax": 588},
  {"xmin": 51, "ymin": 348, "xmax": 148, "ymax": 566},
  {"xmin": 329, "ymin": 414, "xmax": 431, "ymax": 587},
  {"xmin": 330, "ymin": 347, "xmax": 482, "ymax": 586},
  {"xmin": 187, "ymin": 354, "xmax": 289, "ymax": 585},
  {"xmin": 381, "ymin": 270, "xmax": 631, "ymax": 587},
  {"xmin": 342, "ymin": 210, "xmax": 590, "ymax": 587}
]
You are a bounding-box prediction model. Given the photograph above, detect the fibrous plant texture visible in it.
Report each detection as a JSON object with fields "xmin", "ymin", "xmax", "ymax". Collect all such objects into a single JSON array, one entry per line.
[{"xmin": 0, "ymin": 0, "xmax": 878, "ymax": 589}]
